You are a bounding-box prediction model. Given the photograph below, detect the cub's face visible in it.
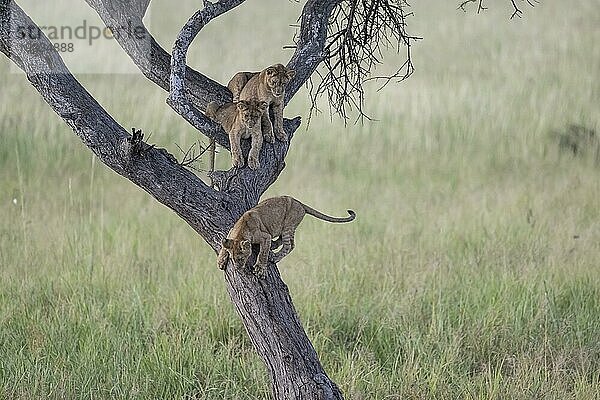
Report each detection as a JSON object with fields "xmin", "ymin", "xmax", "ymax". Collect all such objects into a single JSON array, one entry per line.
[
  {"xmin": 222, "ymin": 238, "xmax": 252, "ymax": 269},
  {"xmin": 265, "ymin": 64, "xmax": 296, "ymax": 98},
  {"xmin": 237, "ymin": 100, "xmax": 268, "ymax": 129}
]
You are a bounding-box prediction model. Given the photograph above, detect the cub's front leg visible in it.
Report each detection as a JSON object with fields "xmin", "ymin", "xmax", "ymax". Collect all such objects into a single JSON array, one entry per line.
[
  {"xmin": 272, "ymin": 100, "xmax": 287, "ymax": 142},
  {"xmin": 247, "ymin": 127, "xmax": 263, "ymax": 170},
  {"xmin": 254, "ymin": 234, "xmax": 272, "ymax": 277},
  {"xmin": 229, "ymin": 127, "xmax": 244, "ymax": 168},
  {"xmin": 217, "ymin": 247, "xmax": 229, "ymax": 270}
]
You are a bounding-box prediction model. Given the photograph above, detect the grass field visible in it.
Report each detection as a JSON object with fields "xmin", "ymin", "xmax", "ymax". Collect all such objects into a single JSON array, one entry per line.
[{"xmin": 1, "ymin": 0, "xmax": 599, "ymax": 398}]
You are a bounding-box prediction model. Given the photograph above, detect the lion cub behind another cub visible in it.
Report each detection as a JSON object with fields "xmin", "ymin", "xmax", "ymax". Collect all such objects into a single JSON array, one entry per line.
[{"xmin": 206, "ymin": 64, "xmax": 294, "ymax": 170}]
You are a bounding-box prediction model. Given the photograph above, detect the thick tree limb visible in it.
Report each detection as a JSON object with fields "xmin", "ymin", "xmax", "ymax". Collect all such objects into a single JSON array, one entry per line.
[
  {"xmin": 84, "ymin": 0, "xmax": 231, "ymax": 108},
  {"xmin": 285, "ymin": 0, "xmax": 343, "ymax": 104},
  {"xmin": 0, "ymin": 0, "xmax": 235, "ymax": 247},
  {"xmin": 224, "ymin": 261, "xmax": 343, "ymax": 400}
]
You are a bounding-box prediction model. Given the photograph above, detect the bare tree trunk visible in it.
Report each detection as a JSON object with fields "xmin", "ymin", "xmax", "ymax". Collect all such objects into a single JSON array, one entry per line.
[{"xmin": 225, "ymin": 263, "xmax": 344, "ymax": 399}]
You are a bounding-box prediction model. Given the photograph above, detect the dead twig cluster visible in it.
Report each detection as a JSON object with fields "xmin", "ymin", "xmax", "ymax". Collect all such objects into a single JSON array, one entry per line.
[{"xmin": 305, "ymin": 0, "xmax": 419, "ymax": 122}]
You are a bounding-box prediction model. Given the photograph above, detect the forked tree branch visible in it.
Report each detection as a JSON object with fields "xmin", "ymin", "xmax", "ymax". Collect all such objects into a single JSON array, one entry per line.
[
  {"xmin": 86, "ymin": 0, "xmax": 306, "ymax": 204},
  {"xmin": 167, "ymin": 0, "xmax": 246, "ymax": 149},
  {"xmin": 1, "ymin": 3, "xmax": 345, "ymax": 397},
  {"xmin": 84, "ymin": 0, "xmax": 231, "ymax": 108}
]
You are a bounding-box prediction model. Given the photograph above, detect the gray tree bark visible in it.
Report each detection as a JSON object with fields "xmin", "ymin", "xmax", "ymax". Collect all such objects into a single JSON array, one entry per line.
[{"xmin": 0, "ymin": 0, "xmax": 344, "ymax": 398}]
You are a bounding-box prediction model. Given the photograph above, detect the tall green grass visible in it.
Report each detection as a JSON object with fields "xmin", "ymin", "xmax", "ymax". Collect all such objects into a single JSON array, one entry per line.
[{"xmin": 1, "ymin": 0, "xmax": 599, "ymax": 398}]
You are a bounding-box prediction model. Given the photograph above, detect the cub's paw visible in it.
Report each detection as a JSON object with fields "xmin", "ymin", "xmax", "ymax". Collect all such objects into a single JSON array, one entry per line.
[
  {"xmin": 275, "ymin": 129, "xmax": 288, "ymax": 142},
  {"xmin": 263, "ymin": 122, "xmax": 274, "ymax": 137},
  {"xmin": 248, "ymin": 156, "xmax": 260, "ymax": 170},
  {"xmin": 253, "ymin": 262, "xmax": 267, "ymax": 278},
  {"xmin": 232, "ymin": 155, "xmax": 244, "ymax": 168},
  {"xmin": 263, "ymin": 132, "xmax": 275, "ymax": 144}
]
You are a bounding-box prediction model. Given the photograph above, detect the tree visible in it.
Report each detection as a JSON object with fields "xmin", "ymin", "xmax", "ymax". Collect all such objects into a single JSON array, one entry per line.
[{"xmin": 0, "ymin": 0, "xmax": 533, "ymax": 398}]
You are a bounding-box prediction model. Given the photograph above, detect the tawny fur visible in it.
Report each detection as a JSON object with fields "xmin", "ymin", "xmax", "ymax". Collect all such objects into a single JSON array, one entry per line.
[
  {"xmin": 217, "ymin": 196, "xmax": 356, "ymax": 276},
  {"xmin": 227, "ymin": 64, "xmax": 295, "ymax": 143},
  {"xmin": 206, "ymin": 99, "xmax": 268, "ymax": 169}
]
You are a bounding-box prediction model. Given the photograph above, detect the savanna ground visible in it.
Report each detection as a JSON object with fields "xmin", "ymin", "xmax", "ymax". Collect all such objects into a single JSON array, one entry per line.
[{"xmin": 1, "ymin": 0, "xmax": 599, "ymax": 398}]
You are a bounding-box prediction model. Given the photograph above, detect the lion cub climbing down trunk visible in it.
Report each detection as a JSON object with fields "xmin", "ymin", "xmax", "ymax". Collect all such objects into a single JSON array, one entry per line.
[{"xmin": 217, "ymin": 196, "xmax": 356, "ymax": 276}]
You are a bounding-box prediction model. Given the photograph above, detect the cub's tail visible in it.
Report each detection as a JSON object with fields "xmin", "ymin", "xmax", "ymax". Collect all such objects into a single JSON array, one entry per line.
[
  {"xmin": 205, "ymin": 101, "xmax": 220, "ymax": 120},
  {"xmin": 302, "ymin": 202, "xmax": 356, "ymax": 223}
]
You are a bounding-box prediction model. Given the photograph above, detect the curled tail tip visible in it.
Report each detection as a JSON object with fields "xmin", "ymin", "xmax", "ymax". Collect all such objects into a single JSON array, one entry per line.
[{"xmin": 347, "ymin": 210, "xmax": 356, "ymax": 220}]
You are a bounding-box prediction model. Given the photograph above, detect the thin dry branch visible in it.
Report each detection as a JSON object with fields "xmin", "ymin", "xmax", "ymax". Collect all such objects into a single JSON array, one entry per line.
[
  {"xmin": 458, "ymin": 0, "xmax": 487, "ymax": 13},
  {"xmin": 175, "ymin": 141, "xmax": 211, "ymax": 171},
  {"xmin": 458, "ymin": 0, "xmax": 538, "ymax": 18}
]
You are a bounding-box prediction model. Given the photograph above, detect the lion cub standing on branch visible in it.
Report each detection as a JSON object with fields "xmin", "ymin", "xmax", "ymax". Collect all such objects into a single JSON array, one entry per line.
[
  {"xmin": 217, "ymin": 196, "xmax": 356, "ymax": 276},
  {"xmin": 206, "ymin": 99, "xmax": 268, "ymax": 169},
  {"xmin": 228, "ymin": 64, "xmax": 295, "ymax": 143}
]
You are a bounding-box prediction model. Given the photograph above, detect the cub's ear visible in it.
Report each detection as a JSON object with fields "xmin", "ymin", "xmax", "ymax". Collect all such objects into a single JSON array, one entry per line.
[
  {"xmin": 258, "ymin": 101, "xmax": 269, "ymax": 112},
  {"xmin": 286, "ymin": 68, "xmax": 296, "ymax": 80},
  {"xmin": 240, "ymin": 240, "xmax": 251, "ymax": 250},
  {"xmin": 236, "ymin": 101, "xmax": 249, "ymax": 111},
  {"xmin": 222, "ymin": 238, "xmax": 234, "ymax": 249}
]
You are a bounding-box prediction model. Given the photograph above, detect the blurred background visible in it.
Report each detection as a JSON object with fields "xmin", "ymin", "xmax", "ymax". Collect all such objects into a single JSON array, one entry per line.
[{"xmin": 1, "ymin": 0, "xmax": 599, "ymax": 398}]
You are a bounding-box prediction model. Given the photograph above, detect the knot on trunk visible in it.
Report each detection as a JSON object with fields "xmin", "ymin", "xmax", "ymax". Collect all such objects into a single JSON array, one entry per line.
[{"xmin": 120, "ymin": 128, "xmax": 177, "ymax": 168}]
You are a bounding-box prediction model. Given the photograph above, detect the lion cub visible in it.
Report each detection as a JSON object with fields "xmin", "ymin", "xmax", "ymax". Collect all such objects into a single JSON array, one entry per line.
[
  {"xmin": 206, "ymin": 99, "xmax": 268, "ymax": 169},
  {"xmin": 227, "ymin": 64, "xmax": 295, "ymax": 143},
  {"xmin": 217, "ymin": 196, "xmax": 356, "ymax": 276}
]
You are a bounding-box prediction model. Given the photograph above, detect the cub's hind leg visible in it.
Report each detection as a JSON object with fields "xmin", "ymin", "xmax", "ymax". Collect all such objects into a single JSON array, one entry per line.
[
  {"xmin": 254, "ymin": 234, "xmax": 272, "ymax": 277},
  {"xmin": 272, "ymin": 229, "xmax": 295, "ymax": 263}
]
